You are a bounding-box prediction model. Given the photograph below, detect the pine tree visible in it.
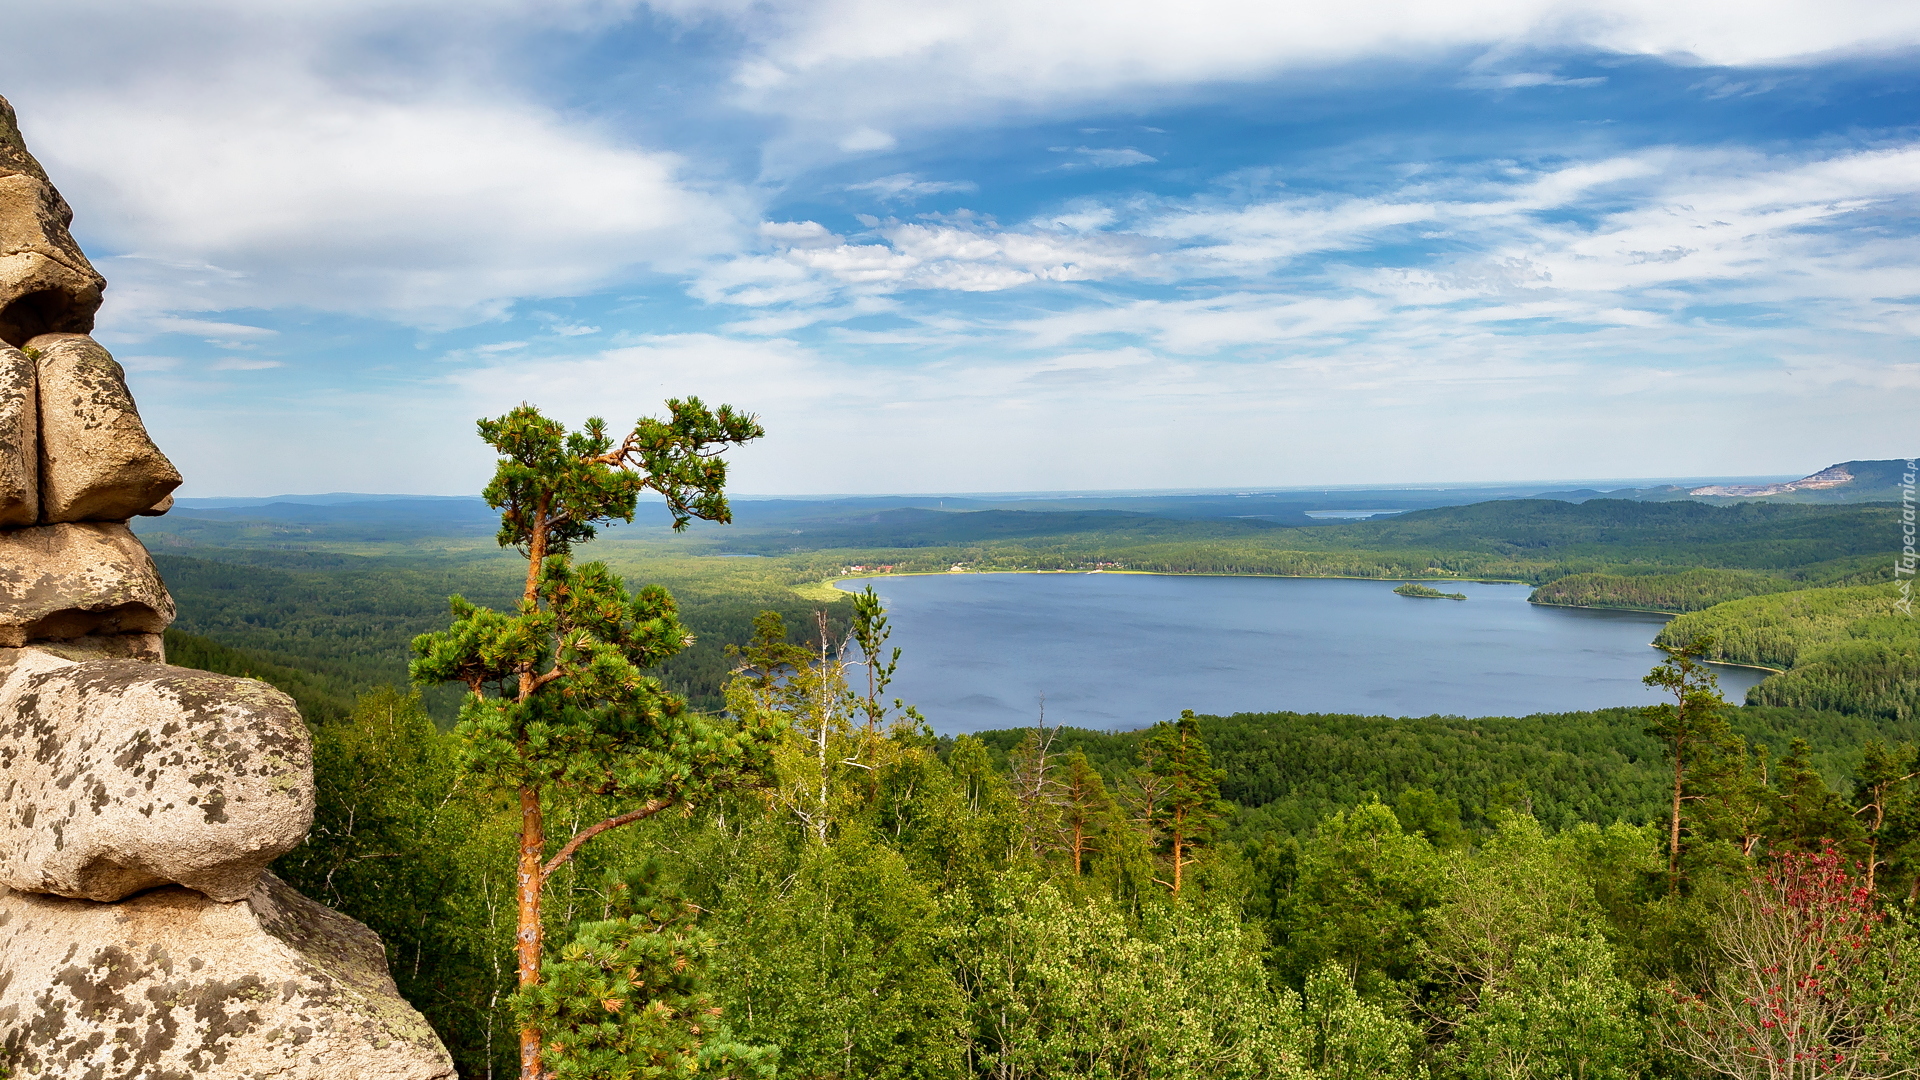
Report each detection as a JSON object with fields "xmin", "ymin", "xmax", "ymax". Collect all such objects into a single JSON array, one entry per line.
[
  {"xmin": 1768, "ymin": 738, "xmax": 1867, "ymax": 858},
  {"xmin": 1642, "ymin": 635, "xmax": 1735, "ymax": 892},
  {"xmin": 410, "ymin": 401, "xmax": 767, "ymax": 1080},
  {"xmin": 1060, "ymin": 750, "xmax": 1114, "ymax": 875},
  {"xmin": 1136, "ymin": 709, "xmax": 1227, "ymax": 894},
  {"xmin": 1853, "ymin": 740, "xmax": 1920, "ymax": 895}
]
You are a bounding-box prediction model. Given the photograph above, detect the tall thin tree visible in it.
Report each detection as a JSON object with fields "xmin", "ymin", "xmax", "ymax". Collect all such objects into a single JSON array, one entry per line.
[
  {"xmin": 1137, "ymin": 709, "xmax": 1226, "ymax": 894},
  {"xmin": 1642, "ymin": 634, "xmax": 1734, "ymax": 893},
  {"xmin": 411, "ymin": 401, "xmax": 767, "ymax": 1080}
]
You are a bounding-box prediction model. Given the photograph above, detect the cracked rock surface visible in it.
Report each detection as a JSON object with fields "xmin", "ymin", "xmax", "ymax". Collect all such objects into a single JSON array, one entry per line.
[
  {"xmin": 0, "ymin": 873, "xmax": 458, "ymax": 1080},
  {"xmin": 0, "ymin": 649, "xmax": 312, "ymax": 902}
]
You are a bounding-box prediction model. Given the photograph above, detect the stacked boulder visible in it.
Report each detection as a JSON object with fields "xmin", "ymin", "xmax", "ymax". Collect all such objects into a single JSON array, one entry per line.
[{"xmin": 0, "ymin": 96, "xmax": 455, "ymax": 1078}]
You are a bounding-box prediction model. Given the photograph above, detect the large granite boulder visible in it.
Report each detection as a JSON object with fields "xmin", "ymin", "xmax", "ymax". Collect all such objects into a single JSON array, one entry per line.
[
  {"xmin": 0, "ymin": 873, "xmax": 458, "ymax": 1079},
  {"xmin": 0, "ymin": 650, "xmax": 312, "ymax": 902},
  {"xmin": 0, "ymin": 521, "xmax": 174, "ymax": 647},
  {"xmin": 28, "ymin": 333, "xmax": 181, "ymax": 522},
  {"xmin": 0, "ymin": 95, "xmax": 105, "ymax": 350}
]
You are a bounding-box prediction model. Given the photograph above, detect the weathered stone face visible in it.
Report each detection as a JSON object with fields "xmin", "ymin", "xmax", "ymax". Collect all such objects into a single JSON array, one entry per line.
[
  {"xmin": 0, "ymin": 521, "xmax": 174, "ymax": 647},
  {"xmin": 0, "ymin": 96, "xmax": 105, "ymax": 349},
  {"xmin": 29, "ymin": 333, "xmax": 182, "ymax": 522},
  {"xmin": 0, "ymin": 345, "xmax": 35, "ymax": 526},
  {"xmin": 0, "ymin": 650, "xmax": 313, "ymax": 902},
  {"xmin": 14, "ymin": 631, "xmax": 165, "ymax": 663},
  {"xmin": 0, "ymin": 873, "xmax": 458, "ymax": 1079}
]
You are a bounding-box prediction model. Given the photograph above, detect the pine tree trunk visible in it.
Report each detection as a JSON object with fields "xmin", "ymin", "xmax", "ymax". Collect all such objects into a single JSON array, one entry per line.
[
  {"xmin": 1171, "ymin": 813, "xmax": 1184, "ymax": 895},
  {"xmin": 517, "ymin": 503, "xmax": 550, "ymax": 1079},
  {"xmin": 1668, "ymin": 757, "xmax": 1684, "ymax": 893},
  {"xmin": 517, "ymin": 786, "xmax": 546, "ymax": 1080}
]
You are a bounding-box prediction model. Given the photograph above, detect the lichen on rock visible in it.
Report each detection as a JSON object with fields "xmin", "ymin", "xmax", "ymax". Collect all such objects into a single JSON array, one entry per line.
[
  {"xmin": 0, "ymin": 873, "xmax": 458, "ymax": 1079},
  {"xmin": 0, "ymin": 91, "xmax": 459, "ymax": 1078},
  {"xmin": 0, "ymin": 345, "xmax": 35, "ymax": 527},
  {"xmin": 0, "ymin": 520, "xmax": 175, "ymax": 647},
  {"xmin": 0, "ymin": 649, "xmax": 313, "ymax": 902}
]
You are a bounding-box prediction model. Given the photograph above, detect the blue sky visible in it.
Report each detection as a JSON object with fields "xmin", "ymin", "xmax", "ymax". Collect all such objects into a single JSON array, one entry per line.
[{"xmin": 2, "ymin": 0, "xmax": 1915, "ymax": 496}]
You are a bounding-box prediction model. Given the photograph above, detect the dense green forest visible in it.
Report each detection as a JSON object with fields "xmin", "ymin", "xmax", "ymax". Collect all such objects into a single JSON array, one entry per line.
[
  {"xmin": 1657, "ymin": 582, "xmax": 1919, "ymax": 721},
  {"xmin": 135, "ymin": 469, "xmax": 1920, "ymax": 1079},
  {"xmin": 1529, "ymin": 568, "xmax": 1821, "ymax": 613},
  {"xmin": 150, "ymin": 549, "xmax": 849, "ymax": 717},
  {"xmin": 262, "ymin": 653, "xmax": 1920, "ymax": 1079}
]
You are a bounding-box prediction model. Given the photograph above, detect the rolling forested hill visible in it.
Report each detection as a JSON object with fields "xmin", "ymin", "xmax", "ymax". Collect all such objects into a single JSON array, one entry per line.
[
  {"xmin": 965, "ymin": 703, "xmax": 1913, "ymax": 840},
  {"xmin": 147, "ymin": 548, "xmax": 851, "ymax": 719},
  {"xmin": 1657, "ymin": 582, "xmax": 1918, "ymax": 720},
  {"xmin": 134, "ymin": 492, "xmax": 1899, "ymax": 722}
]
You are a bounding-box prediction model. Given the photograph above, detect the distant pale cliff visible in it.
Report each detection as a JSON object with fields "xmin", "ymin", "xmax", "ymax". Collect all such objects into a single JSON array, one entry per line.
[{"xmin": 1538, "ymin": 458, "xmax": 1914, "ymax": 506}]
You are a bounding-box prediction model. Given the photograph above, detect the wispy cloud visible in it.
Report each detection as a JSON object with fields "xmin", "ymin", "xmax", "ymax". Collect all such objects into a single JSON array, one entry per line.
[
  {"xmin": 709, "ymin": 143, "xmax": 1920, "ymax": 357},
  {"xmin": 1457, "ymin": 72, "xmax": 1606, "ymax": 90},
  {"xmin": 1049, "ymin": 146, "xmax": 1158, "ymax": 168},
  {"xmin": 846, "ymin": 173, "xmax": 979, "ymax": 201},
  {"xmin": 708, "ymin": 0, "xmax": 1920, "ymax": 135}
]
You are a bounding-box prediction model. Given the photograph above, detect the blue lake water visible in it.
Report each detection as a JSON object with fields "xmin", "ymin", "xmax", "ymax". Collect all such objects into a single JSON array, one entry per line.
[{"xmin": 838, "ymin": 573, "xmax": 1769, "ymax": 734}]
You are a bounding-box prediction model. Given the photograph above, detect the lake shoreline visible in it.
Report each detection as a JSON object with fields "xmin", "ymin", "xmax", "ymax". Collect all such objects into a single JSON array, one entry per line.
[
  {"xmin": 824, "ymin": 568, "xmax": 1531, "ymax": 592},
  {"xmin": 839, "ymin": 571, "xmax": 1766, "ymax": 733}
]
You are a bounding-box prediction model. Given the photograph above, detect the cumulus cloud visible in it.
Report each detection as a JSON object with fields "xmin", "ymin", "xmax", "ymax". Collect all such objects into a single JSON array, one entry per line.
[
  {"xmin": 2, "ymin": 0, "xmax": 745, "ymax": 329},
  {"xmin": 396, "ymin": 320, "xmax": 1913, "ymax": 495},
  {"xmin": 1456, "ymin": 72, "xmax": 1607, "ymax": 89}
]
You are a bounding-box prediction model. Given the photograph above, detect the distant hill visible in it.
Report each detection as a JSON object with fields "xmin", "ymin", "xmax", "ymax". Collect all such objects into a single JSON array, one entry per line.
[
  {"xmin": 1690, "ymin": 459, "xmax": 1913, "ymax": 503},
  {"xmin": 718, "ymin": 507, "xmax": 1288, "ymax": 551},
  {"xmin": 174, "ymin": 493, "xmax": 483, "ymax": 508},
  {"xmin": 1536, "ymin": 459, "xmax": 1912, "ymax": 505},
  {"xmin": 139, "ymin": 497, "xmax": 501, "ymax": 544}
]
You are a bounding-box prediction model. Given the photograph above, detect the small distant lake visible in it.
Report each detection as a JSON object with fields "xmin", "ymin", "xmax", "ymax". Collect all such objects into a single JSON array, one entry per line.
[{"xmin": 837, "ymin": 573, "xmax": 1769, "ymax": 734}]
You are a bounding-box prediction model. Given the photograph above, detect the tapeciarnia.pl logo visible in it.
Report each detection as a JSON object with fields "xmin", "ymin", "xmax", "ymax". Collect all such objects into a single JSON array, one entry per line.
[{"xmin": 1898, "ymin": 458, "xmax": 1916, "ymax": 616}]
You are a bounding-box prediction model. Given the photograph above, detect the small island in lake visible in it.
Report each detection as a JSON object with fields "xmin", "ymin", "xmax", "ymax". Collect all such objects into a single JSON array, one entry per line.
[{"xmin": 1395, "ymin": 582, "xmax": 1467, "ymax": 600}]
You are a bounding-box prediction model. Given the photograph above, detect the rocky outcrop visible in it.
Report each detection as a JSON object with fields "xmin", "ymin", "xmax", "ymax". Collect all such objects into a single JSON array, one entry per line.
[
  {"xmin": 0, "ymin": 98, "xmax": 105, "ymax": 350},
  {"xmin": 0, "ymin": 93, "xmax": 457, "ymax": 1079},
  {"xmin": 30, "ymin": 332, "xmax": 182, "ymax": 522},
  {"xmin": 0, "ymin": 521, "xmax": 174, "ymax": 646},
  {"xmin": 0, "ymin": 650, "xmax": 312, "ymax": 902},
  {"xmin": 0, "ymin": 874, "xmax": 457, "ymax": 1079},
  {"xmin": 0, "ymin": 346, "xmax": 34, "ymax": 526}
]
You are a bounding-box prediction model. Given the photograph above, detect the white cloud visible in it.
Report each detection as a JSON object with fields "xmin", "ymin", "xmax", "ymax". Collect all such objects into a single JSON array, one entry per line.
[
  {"xmin": 1052, "ymin": 147, "xmax": 1158, "ymax": 168},
  {"xmin": 846, "ymin": 173, "xmax": 978, "ymax": 201},
  {"xmin": 1, "ymin": 1, "xmax": 746, "ymax": 331},
  {"xmin": 397, "ymin": 326, "xmax": 1914, "ymax": 495},
  {"xmin": 694, "ymin": 0, "xmax": 1920, "ymax": 133},
  {"xmin": 837, "ymin": 127, "xmax": 897, "ymax": 151},
  {"xmin": 703, "ymin": 218, "xmax": 1159, "ymax": 299},
  {"xmin": 708, "ymin": 143, "xmax": 1920, "ymax": 363},
  {"xmin": 1457, "ymin": 72, "xmax": 1607, "ymax": 89}
]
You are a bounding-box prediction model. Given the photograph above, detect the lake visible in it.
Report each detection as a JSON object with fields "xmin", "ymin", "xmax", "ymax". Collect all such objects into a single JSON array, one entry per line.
[{"xmin": 838, "ymin": 573, "xmax": 1769, "ymax": 734}]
